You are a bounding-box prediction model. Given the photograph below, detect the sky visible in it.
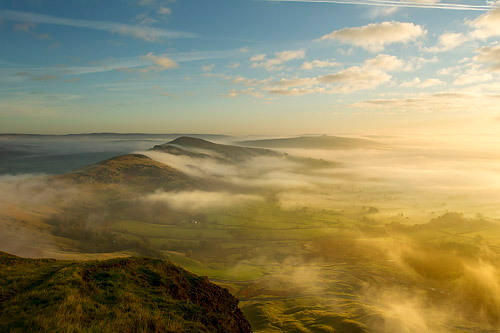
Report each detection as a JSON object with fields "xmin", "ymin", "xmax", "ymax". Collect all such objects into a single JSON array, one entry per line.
[{"xmin": 1, "ymin": 0, "xmax": 500, "ymax": 135}]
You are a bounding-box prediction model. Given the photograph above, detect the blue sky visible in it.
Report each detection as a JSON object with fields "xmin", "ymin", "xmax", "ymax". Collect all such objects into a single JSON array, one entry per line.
[{"xmin": 1, "ymin": 0, "xmax": 500, "ymax": 135}]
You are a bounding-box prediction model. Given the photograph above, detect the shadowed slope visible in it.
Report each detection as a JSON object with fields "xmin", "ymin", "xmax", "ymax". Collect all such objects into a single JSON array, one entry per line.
[
  {"xmin": 165, "ymin": 136, "xmax": 280, "ymax": 162},
  {"xmin": 0, "ymin": 252, "xmax": 252, "ymax": 332}
]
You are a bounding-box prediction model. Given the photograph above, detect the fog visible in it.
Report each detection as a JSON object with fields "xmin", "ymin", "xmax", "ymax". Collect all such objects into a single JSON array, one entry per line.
[
  {"xmin": 1, "ymin": 133, "xmax": 500, "ymax": 331},
  {"xmin": 144, "ymin": 190, "xmax": 262, "ymax": 212}
]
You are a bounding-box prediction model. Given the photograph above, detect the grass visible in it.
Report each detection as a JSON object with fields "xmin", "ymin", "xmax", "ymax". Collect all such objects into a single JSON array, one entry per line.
[
  {"xmin": 0, "ymin": 251, "xmax": 251, "ymax": 332},
  {"xmin": 165, "ymin": 252, "xmax": 264, "ymax": 281},
  {"xmin": 113, "ymin": 220, "xmax": 234, "ymax": 240}
]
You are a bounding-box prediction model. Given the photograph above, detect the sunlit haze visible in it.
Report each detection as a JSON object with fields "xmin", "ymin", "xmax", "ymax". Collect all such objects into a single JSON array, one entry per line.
[{"xmin": 2, "ymin": 1, "xmax": 500, "ymax": 332}]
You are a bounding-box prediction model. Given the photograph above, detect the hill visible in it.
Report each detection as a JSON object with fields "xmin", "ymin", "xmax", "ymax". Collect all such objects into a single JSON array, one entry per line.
[
  {"xmin": 160, "ymin": 136, "xmax": 280, "ymax": 162},
  {"xmin": 238, "ymin": 135, "xmax": 383, "ymax": 150},
  {"xmin": 0, "ymin": 251, "xmax": 252, "ymax": 332},
  {"xmin": 58, "ymin": 154, "xmax": 194, "ymax": 190},
  {"xmin": 152, "ymin": 136, "xmax": 337, "ymax": 169}
]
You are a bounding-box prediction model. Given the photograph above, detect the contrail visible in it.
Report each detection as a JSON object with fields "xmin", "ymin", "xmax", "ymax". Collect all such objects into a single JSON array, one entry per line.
[
  {"xmin": 265, "ymin": 0, "xmax": 496, "ymax": 11},
  {"xmin": 0, "ymin": 10, "xmax": 196, "ymax": 41}
]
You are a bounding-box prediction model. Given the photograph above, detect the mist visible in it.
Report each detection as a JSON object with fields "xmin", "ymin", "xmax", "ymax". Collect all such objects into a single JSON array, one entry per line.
[{"xmin": 2, "ymin": 133, "xmax": 500, "ymax": 331}]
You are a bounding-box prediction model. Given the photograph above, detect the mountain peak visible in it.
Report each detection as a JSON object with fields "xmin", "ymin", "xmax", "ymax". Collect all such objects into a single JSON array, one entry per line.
[{"xmin": 168, "ymin": 136, "xmax": 220, "ymax": 150}]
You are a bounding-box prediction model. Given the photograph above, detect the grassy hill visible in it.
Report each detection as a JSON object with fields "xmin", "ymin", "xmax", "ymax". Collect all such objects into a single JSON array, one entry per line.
[
  {"xmin": 165, "ymin": 136, "xmax": 280, "ymax": 162},
  {"xmin": 239, "ymin": 135, "xmax": 383, "ymax": 150},
  {"xmin": 0, "ymin": 251, "xmax": 251, "ymax": 332},
  {"xmin": 58, "ymin": 153, "xmax": 194, "ymax": 190},
  {"xmin": 152, "ymin": 136, "xmax": 337, "ymax": 169}
]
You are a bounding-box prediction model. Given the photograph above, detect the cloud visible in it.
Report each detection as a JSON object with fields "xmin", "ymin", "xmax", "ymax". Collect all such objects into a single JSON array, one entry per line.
[
  {"xmin": 453, "ymin": 67, "xmax": 493, "ymax": 86},
  {"xmin": 0, "ymin": 9, "xmax": 194, "ymax": 42},
  {"xmin": 116, "ymin": 52, "xmax": 178, "ymax": 75},
  {"xmin": 262, "ymin": 55, "xmax": 403, "ymax": 95},
  {"xmin": 363, "ymin": 53, "xmax": 406, "ymax": 71},
  {"xmin": 352, "ymin": 88, "xmax": 500, "ymax": 113},
  {"xmin": 226, "ymin": 88, "xmax": 264, "ymax": 98},
  {"xmin": 401, "ymin": 77, "xmax": 444, "ymax": 88},
  {"xmin": 14, "ymin": 22, "xmax": 51, "ymax": 40},
  {"xmin": 251, "ymin": 49, "xmax": 305, "ymax": 71},
  {"xmin": 301, "ymin": 59, "xmax": 340, "ymax": 70},
  {"xmin": 142, "ymin": 52, "xmax": 179, "ymax": 69},
  {"xmin": 250, "ymin": 54, "xmax": 266, "ymax": 62},
  {"xmin": 318, "ymin": 65, "xmax": 392, "ymax": 92},
  {"xmin": 144, "ymin": 190, "xmax": 262, "ymax": 212},
  {"xmin": 227, "ymin": 62, "xmax": 240, "ymax": 69},
  {"xmin": 319, "ymin": 21, "xmax": 426, "ymax": 52},
  {"xmin": 31, "ymin": 74, "xmax": 58, "ymax": 81},
  {"xmin": 266, "ymin": 0, "xmax": 494, "ymax": 11},
  {"xmin": 469, "ymin": 7, "xmax": 500, "ymax": 40},
  {"xmin": 158, "ymin": 7, "xmax": 172, "ymax": 15},
  {"xmin": 424, "ymin": 32, "xmax": 468, "ymax": 52},
  {"xmin": 367, "ymin": 6, "xmax": 400, "ymax": 18},
  {"xmin": 475, "ymin": 45, "xmax": 500, "ymax": 71},
  {"xmin": 132, "ymin": 13, "xmax": 158, "ymax": 26},
  {"xmin": 438, "ymin": 47, "xmax": 499, "ymax": 86},
  {"xmin": 225, "ymin": 54, "xmax": 409, "ymax": 97},
  {"xmin": 202, "ymin": 64, "xmax": 215, "ymax": 72}
]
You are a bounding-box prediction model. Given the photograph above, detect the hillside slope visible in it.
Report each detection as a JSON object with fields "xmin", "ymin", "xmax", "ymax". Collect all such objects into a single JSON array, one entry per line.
[
  {"xmin": 151, "ymin": 136, "xmax": 337, "ymax": 169},
  {"xmin": 58, "ymin": 153, "xmax": 194, "ymax": 190},
  {"xmin": 0, "ymin": 252, "xmax": 252, "ymax": 332},
  {"xmin": 162, "ymin": 136, "xmax": 279, "ymax": 162}
]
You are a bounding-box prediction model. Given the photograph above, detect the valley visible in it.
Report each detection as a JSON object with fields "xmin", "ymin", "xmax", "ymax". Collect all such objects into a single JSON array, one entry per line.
[{"xmin": 2, "ymin": 134, "xmax": 500, "ymax": 332}]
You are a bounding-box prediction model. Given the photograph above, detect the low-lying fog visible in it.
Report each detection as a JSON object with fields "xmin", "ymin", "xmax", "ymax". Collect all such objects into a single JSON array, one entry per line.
[{"xmin": 2, "ymin": 132, "xmax": 500, "ymax": 331}]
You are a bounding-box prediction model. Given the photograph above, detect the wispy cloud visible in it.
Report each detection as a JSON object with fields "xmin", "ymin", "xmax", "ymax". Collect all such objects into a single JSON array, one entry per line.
[
  {"xmin": 0, "ymin": 9, "xmax": 195, "ymax": 42},
  {"xmin": 265, "ymin": 0, "xmax": 496, "ymax": 12}
]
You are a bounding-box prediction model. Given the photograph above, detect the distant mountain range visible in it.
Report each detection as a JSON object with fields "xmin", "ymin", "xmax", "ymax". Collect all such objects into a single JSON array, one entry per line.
[
  {"xmin": 239, "ymin": 135, "xmax": 383, "ymax": 150},
  {"xmin": 0, "ymin": 134, "xmax": 378, "ymax": 175},
  {"xmin": 153, "ymin": 136, "xmax": 280, "ymax": 163},
  {"xmin": 0, "ymin": 133, "xmax": 229, "ymax": 139}
]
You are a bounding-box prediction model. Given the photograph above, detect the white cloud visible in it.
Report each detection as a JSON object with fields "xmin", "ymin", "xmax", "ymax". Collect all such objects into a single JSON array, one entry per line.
[
  {"xmin": 401, "ymin": 77, "xmax": 444, "ymax": 88},
  {"xmin": 301, "ymin": 59, "xmax": 340, "ymax": 70},
  {"xmin": 266, "ymin": 54, "xmax": 407, "ymax": 95},
  {"xmin": 202, "ymin": 63, "xmax": 215, "ymax": 72},
  {"xmin": 226, "ymin": 88, "xmax": 264, "ymax": 98},
  {"xmin": 367, "ymin": 6, "xmax": 400, "ymax": 19},
  {"xmin": 222, "ymin": 54, "xmax": 431, "ymax": 97},
  {"xmin": 436, "ymin": 46, "xmax": 499, "ymax": 86},
  {"xmin": 158, "ymin": 7, "xmax": 172, "ymax": 15},
  {"xmin": 250, "ymin": 54, "xmax": 266, "ymax": 62},
  {"xmin": 267, "ymin": 87, "xmax": 327, "ymax": 96},
  {"xmin": 227, "ymin": 62, "xmax": 240, "ymax": 69},
  {"xmin": 318, "ymin": 65, "xmax": 392, "ymax": 92},
  {"xmin": 319, "ymin": 21, "xmax": 426, "ymax": 52},
  {"xmin": 469, "ymin": 7, "xmax": 500, "ymax": 40},
  {"xmin": 352, "ymin": 82, "xmax": 500, "ymax": 113},
  {"xmin": 142, "ymin": 52, "xmax": 178, "ymax": 70},
  {"xmin": 424, "ymin": 32, "xmax": 468, "ymax": 52},
  {"xmin": 364, "ymin": 54, "xmax": 406, "ymax": 71},
  {"xmin": 251, "ymin": 49, "xmax": 305, "ymax": 71},
  {"xmin": 475, "ymin": 45, "xmax": 500, "ymax": 71},
  {"xmin": 0, "ymin": 9, "xmax": 194, "ymax": 42}
]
